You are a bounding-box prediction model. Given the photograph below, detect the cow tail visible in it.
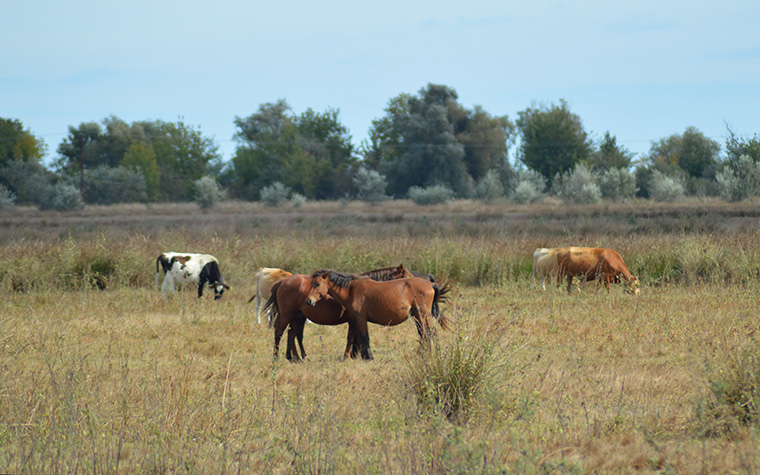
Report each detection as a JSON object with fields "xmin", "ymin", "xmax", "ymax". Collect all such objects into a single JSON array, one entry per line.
[{"xmin": 265, "ymin": 281, "xmax": 282, "ymax": 328}]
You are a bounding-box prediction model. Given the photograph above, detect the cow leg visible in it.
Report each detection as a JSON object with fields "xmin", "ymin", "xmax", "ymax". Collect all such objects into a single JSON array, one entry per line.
[
  {"xmin": 197, "ymin": 279, "xmax": 206, "ymax": 298},
  {"xmin": 566, "ymin": 275, "xmax": 574, "ymax": 293}
]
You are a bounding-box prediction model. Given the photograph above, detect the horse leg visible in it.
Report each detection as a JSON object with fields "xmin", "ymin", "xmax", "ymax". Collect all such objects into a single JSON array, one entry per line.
[
  {"xmin": 273, "ymin": 316, "xmax": 289, "ymax": 359},
  {"xmin": 294, "ymin": 312, "xmax": 307, "ymax": 360},
  {"xmin": 285, "ymin": 324, "xmax": 301, "ymax": 362},
  {"xmin": 354, "ymin": 318, "xmax": 373, "ymax": 360},
  {"xmin": 343, "ymin": 321, "xmax": 358, "ymax": 359}
]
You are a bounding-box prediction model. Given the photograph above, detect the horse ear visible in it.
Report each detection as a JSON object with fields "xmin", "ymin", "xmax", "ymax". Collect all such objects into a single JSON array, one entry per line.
[{"xmin": 399, "ymin": 263, "xmax": 405, "ymax": 270}]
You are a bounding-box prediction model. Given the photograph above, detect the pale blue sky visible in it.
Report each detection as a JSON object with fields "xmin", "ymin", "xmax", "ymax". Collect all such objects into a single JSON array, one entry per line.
[{"xmin": 3, "ymin": 0, "xmax": 759, "ymax": 167}]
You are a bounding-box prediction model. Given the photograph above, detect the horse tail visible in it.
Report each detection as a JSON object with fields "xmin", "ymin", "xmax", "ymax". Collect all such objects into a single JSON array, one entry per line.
[
  {"xmin": 265, "ymin": 281, "xmax": 282, "ymax": 328},
  {"xmin": 436, "ymin": 279, "xmax": 452, "ymax": 303}
]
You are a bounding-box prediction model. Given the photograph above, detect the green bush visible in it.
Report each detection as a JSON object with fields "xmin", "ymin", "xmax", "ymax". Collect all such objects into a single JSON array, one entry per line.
[
  {"xmin": 598, "ymin": 167, "xmax": 637, "ymax": 202},
  {"xmin": 474, "ymin": 169, "xmax": 504, "ymax": 203},
  {"xmin": 408, "ymin": 184, "xmax": 454, "ymax": 205},
  {"xmin": 193, "ymin": 176, "xmax": 225, "ymax": 210},
  {"xmin": 353, "ymin": 168, "xmax": 389, "ymax": 204},
  {"xmin": 649, "ymin": 170, "xmax": 685, "ymax": 202},
  {"xmin": 716, "ymin": 155, "xmax": 760, "ymax": 202},
  {"xmin": 260, "ymin": 182, "xmax": 291, "ymax": 207},
  {"xmin": 701, "ymin": 339, "xmax": 760, "ymax": 437},
  {"xmin": 84, "ymin": 165, "xmax": 147, "ymax": 205},
  {"xmin": 0, "ymin": 184, "xmax": 15, "ymax": 210},
  {"xmin": 552, "ymin": 163, "xmax": 601, "ymax": 204},
  {"xmin": 403, "ymin": 331, "xmax": 506, "ymax": 423}
]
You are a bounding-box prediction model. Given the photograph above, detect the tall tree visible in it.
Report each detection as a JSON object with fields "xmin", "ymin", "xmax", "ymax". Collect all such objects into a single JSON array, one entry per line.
[
  {"xmin": 56, "ymin": 122, "xmax": 105, "ymax": 199},
  {"xmin": 227, "ymin": 100, "xmax": 356, "ymax": 200},
  {"xmin": 645, "ymin": 126, "xmax": 720, "ymax": 178},
  {"xmin": 366, "ymin": 84, "xmax": 513, "ymax": 197},
  {"xmin": 0, "ymin": 118, "xmax": 46, "ymax": 168},
  {"xmin": 591, "ymin": 131, "xmax": 634, "ymax": 172},
  {"xmin": 516, "ymin": 99, "xmax": 592, "ymax": 185}
]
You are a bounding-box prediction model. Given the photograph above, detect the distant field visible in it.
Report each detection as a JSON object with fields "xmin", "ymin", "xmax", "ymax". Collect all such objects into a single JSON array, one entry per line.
[{"xmin": 1, "ymin": 200, "xmax": 759, "ymax": 473}]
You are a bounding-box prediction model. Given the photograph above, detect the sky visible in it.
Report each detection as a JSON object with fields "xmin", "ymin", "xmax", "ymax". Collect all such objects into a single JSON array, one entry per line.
[{"xmin": 2, "ymin": 0, "xmax": 760, "ymax": 168}]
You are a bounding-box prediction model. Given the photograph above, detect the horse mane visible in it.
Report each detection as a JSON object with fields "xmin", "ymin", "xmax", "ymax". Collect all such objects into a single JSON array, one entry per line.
[
  {"xmin": 359, "ymin": 265, "xmax": 408, "ymax": 282},
  {"xmin": 312, "ymin": 269, "xmax": 355, "ymax": 289}
]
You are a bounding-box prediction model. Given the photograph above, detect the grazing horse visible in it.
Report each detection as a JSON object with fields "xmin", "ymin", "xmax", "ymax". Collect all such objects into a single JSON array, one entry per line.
[
  {"xmin": 305, "ymin": 270, "xmax": 443, "ymax": 360},
  {"xmin": 266, "ymin": 265, "xmax": 413, "ymax": 361}
]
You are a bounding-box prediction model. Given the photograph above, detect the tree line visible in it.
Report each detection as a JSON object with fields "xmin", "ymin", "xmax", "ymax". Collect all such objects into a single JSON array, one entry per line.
[{"xmin": 2, "ymin": 83, "xmax": 760, "ymax": 211}]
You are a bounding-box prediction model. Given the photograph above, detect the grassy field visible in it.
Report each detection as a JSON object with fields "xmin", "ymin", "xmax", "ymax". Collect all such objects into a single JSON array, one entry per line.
[{"xmin": 1, "ymin": 199, "xmax": 759, "ymax": 473}]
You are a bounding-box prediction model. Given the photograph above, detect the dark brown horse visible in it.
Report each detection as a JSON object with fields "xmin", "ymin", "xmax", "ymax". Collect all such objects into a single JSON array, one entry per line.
[
  {"xmin": 305, "ymin": 270, "xmax": 448, "ymax": 360},
  {"xmin": 266, "ymin": 265, "xmax": 413, "ymax": 361}
]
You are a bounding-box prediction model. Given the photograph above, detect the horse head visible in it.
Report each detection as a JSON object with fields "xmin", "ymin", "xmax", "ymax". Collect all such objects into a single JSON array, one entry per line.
[{"xmin": 305, "ymin": 271, "xmax": 330, "ymax": 306}]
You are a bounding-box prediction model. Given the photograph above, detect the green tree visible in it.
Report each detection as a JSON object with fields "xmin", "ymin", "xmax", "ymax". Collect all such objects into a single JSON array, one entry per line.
[
  {"xmin": 136, "ymin": 119, "xmax": 222, "ymax": 201},
  {"xmin": 646, "ymin": 126, "xmax": 720, "ymax": 178},
  {"xmin": 591, "ymin": 131, "xmax": 634, "ymax": 172},
  {"xmin": 516, "ymin": 99, "xmax": 592, "ymax": 185},
  {"xmin": 122, "ymin": 142, "xmax": 160, "ymax": 200},
  {"xmin": 227, "ymin": 100, "xmax": 356, "ymax": 200},
  {"xmin": 0, "ymin": 118, "xmax": 47, "ymax": 168},
  {"xmin": 367, "ymin": 84, "xmax": 513, "ymax": 197},
  {"xmin": 56, "ymin": 122, "xmax": 105, "ymax": 199},
  {"xmin": 724, "ymin": 125, "xmax": 760, "ymax": 166}
]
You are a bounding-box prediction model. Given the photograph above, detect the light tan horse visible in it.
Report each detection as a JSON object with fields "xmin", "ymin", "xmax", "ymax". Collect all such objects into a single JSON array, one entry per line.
[{"xmin": 305, "ymin": 269, "xmax": 446, "ymax": 360}]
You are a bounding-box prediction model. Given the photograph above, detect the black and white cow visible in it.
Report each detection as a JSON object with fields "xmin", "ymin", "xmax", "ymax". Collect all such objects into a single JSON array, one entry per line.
[{"xmin": 156, "ymin": 252, "xmax": 230, "ymax": 300}]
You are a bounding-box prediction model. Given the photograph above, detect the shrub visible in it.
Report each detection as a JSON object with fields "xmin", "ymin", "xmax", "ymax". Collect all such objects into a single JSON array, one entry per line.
[
  {"xmin": 291, "ymin": 192, "xmax": 306, "ymax": 208},
  {"xmin": 403, "ymin": 332, "xmax": 505, "ymax": 423},
  {"xmin": 716, "ymin": 155, "xmax": 760, "ymax": 202},
  {"xmin": 474, "ymin": 169, "xmax": 504, "ymax": 203},
  {"xmin": 701, "ymin": 339, "xmax": 760, "ymax": 436},
  {"xmin": 648, "ymin": 170, "xmax": 685, "ymax": 202},
  {"xmin": 260, "ymin": 181, "xmax": 291, "ymax": 207},
  {"xmin": 38, "ymin": 182, "xmax": 84, "ymax": 211},
  {"xmin": 0, "ymin": 184, "xmax": 15, "ymax": 210},
  {"xmin": 353, "ymin": 168, "xmax": 389, "ymax": 204},
  {"xmin": 84, "ymin": 165, "xmax": 148, "ymax": 205},
  {"xmin": 408, "ymin": 184, "xmax": 454, "ymax": 205},
  {"xmin": 598, "ymin": 167, "xmax": 637, "ymax": 202},
  {"xmin": 552, "ymin": 163, "xmax": 601, "ymax": 204},
  {"xmin": 193, "ymin": 176, "xmax": 225, "ymax": 210}
]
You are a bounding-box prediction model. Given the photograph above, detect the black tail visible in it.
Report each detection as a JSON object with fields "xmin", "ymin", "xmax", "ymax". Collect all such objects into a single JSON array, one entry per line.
[
  {"xmin": 265, "ymin": 281, "xmax": 282, "ymax": 328},
  {"xmin": 431, "ymin": 280, "xmax": 452, "ymax": 331}
]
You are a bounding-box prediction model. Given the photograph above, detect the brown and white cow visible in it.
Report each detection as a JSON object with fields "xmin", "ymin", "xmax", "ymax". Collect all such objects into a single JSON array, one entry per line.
[
  {"xmin": 248, "ymin": 267, "xmax": 293, "ymax": 324},
  {"xmin": 552, "ymin": 246, "xmax": 639, "ymax": 294},
  {"xmin": 156, "ymin": 252, "xmax": 230, "ymax": 300}
]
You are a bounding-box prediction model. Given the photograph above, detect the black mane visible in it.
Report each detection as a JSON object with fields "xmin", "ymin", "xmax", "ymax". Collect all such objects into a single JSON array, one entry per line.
[{"xmin": 312, "ymin": 269, "xmax": 354, "ymax": 288}]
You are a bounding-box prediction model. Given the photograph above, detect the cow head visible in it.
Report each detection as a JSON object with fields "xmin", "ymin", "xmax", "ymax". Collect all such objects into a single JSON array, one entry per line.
[
  {"xmin": 209, "ymin": 282, "xmax": 232, "ymax": 300},
  {"xmin": 625, "ymin": 276, "xmax": 640, "ymax": 295}
]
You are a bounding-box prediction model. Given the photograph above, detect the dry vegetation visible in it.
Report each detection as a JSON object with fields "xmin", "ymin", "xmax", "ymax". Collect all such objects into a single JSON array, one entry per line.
[{"xmin": 1, "ymin": 199, "xmax": 759, "ymax": 473}]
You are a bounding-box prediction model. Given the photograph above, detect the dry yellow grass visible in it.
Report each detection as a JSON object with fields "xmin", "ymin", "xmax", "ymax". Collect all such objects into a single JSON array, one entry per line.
[
  {"xmin": 1, "ymin": 200, "xmax": 760, "ymax": 473},
  {"xmin": 1, "ymin": 280, "xmax": 758, "ymax": 473}
]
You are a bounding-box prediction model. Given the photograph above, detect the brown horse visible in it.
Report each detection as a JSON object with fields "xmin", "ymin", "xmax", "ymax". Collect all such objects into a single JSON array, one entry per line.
[
  {"xmin": 266, "ymin": 265, "xmax": 414, "ymax": 361},
  {"xmin": 305, "ymin": 269, "xmax": 446, "ymax": 360}
]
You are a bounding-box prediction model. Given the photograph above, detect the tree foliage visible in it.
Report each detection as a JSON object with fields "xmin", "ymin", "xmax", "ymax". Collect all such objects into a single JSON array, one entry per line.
[
  {"xmin": 366, "ymin": 84, "xmax": 514, "ymax": 197},
  {"xmin": 227, "ymin": 100, "xmax": 356, "ymax": 200},
  {"xmin": 54, "ymin": 117, "xmax": 220, "ymax": 202},
  {"xmin": 645, "ymin": 126, "xmax": 720, "ymax": 178},
  {"xmin": 592, "ymin": 131, "xmax": 634, "ymax": 172},
  {"xmin": 0, "ymin": 118, "xmax": 46, "ymax": 168},
  {"xmin": 517, "ymin": 100, "xmax": 592, "ymax": 185}
]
